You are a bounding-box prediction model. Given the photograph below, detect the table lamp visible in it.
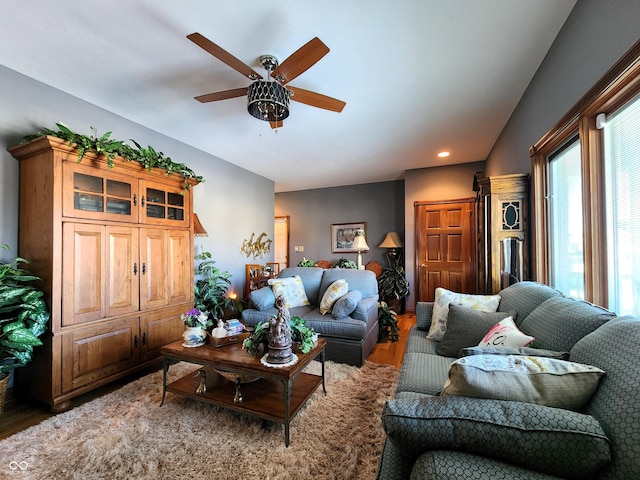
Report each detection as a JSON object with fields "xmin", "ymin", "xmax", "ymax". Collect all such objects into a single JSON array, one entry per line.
[{"xmin": 352, "ymin": 229, "xmax": 369, "ymax": 270}]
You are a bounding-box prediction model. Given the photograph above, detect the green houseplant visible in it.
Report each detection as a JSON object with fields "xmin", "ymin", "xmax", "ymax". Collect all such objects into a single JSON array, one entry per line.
[
  {"xmin": 377, "ymin": 301, "xmax": 400, "ymax": 342},
  {"xmin": 378, "ymin": 265, "xmax": 410, "ymax": 313},
  {"xmin": 297, "ymin": 257, "xmax": 317, "ymax": 267},
  {"xmin": 242, "ymin": 316, "xmax": 317, "ymax": 356},
  {"xmin": 193, "ymin": 250, "xmax": 239, "ymax": 321},
  {"xmin": 332, "ymin": 257, "xmax": 357, "ymax": 269},
  {"xmin": 0, "ymin": 245, "xmax": 50, "ymax": 413}
]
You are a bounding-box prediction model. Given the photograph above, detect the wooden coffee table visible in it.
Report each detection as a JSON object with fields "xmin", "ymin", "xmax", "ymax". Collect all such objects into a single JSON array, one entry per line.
[{"xmin": 160, "ymin": 338, "xmax": 326, "ymax": 446}]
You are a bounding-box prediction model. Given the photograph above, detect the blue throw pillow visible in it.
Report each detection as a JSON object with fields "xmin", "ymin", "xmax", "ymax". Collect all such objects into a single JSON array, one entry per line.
[
  {"xmin": 332, "ymin": 290, "xmax": 363, "ymax": 319},
  {"xmin": 249, "ymin": 286, "xmax": 275, "ymax": 311}
]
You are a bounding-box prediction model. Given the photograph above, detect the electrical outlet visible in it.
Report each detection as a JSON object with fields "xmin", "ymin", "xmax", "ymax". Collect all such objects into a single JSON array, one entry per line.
[
  {"xmin": 294, "ymin": 246, "xmax": 299, "ymax": 252},
  {"xmin": 299, "ymin": 246, "xmax": 304, "ymax": 252}
]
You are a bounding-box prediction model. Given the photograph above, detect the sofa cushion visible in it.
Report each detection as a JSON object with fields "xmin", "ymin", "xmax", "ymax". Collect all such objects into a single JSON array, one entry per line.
[
  {"xmin": 570, "ymin": 316, "xmax": 640, "ymax": 479},
  {"xmin": 441, "ymin": 354, "xmax": 604, "ymax": 411},
  {"xmin": 415, "ymin": 301, "xmax": 434, "ymax": 331},
  {"xmin": 278, "ymin": 267, "xmax": 325, "ymax": 305},
  {"xmin": 519, "ymin": 296, "xmax": 615, "ymax": 351},
  {"xmin": 382, "ymin": 396, "xmax": 611, "ymax": 479},
  {"xmin": 497, "ymin": 281, "xmax": 562, "ymax": 326},
  {"xmin": 406, "ymin": 326, "xmax": 440, "ymax": 355},
  {"xmin": 319, "ymin": 279, "xmax": 348, "ymax": 314},
  {"xmin": 436, "ymin": 304, "xmax": 512, "ymax": 357},
  {"xmin": 478, "ymin": 316, "xmax": 535, "ymax": 347},
  {"xmin": 427, "ymin": 287, "xmax": 501, "ymax": 341},
  {"xmin": 268, "ymin": 275, "xmax": 311, "ymax": 308},
  {"xmin": 301, "ymin": 309, "xmax": 366, "ymax": 340},
  {"xmin": 319, "ymin": 268, "xmax": 378, "ymax": 300},
  {"xmin": 332, "ymin": 290, "xmax": 362, "ymax": 319},
  {"xmin": 397, "ymin": 352, "xmax": 455, "ymax": 396},
  {"xmin": 460, "ymin": 345, "xmax": 569, "ymax": 360},
  {"xmin": 248, "ymin": 286, "xmax": 275, "ymax": 311}
]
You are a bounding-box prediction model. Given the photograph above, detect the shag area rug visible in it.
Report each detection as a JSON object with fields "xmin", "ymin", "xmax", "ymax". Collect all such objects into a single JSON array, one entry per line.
[{"xmin": 0, "ymin": 360, "xmax": 398, "ymax": 479}]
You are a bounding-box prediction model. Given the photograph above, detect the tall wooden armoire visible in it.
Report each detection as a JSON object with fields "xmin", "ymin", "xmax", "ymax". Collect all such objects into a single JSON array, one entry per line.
[
  {"xmin": 475, "ymin": 173, "xmax": 530, "ymax": 294},
  {"xmin": 10, "ymin": 136, "xmax": 198, "ymax": 412}
]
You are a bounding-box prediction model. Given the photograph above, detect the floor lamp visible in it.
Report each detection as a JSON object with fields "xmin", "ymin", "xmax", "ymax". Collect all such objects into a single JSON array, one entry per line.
[{"xmin": 379, "ymin": 231, "xmax": 403, "ymax": 268}]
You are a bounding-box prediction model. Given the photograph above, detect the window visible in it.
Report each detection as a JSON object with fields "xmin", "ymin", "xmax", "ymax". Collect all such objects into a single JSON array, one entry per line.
[
  {"xmin": 603, "ymin": 93, "xmax": 640, "ymax": 315},
  {"xmin": 548, "ymin": 138, "xmax": 584, "ymax": 299},
  {"xmin": 531, "ymin": 40, "xmax": 640, "ymax": 313}
]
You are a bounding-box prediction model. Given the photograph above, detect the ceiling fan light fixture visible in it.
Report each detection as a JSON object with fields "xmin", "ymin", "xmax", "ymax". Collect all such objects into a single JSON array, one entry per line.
[{"xmin": 247, "ymin": 81, "xmax": 291, "ymax": 122}]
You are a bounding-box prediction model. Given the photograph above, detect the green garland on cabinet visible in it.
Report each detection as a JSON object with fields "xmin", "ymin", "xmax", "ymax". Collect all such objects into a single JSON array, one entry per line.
[{"xmin": 22, "ymin": 122, "xmax": 205, "ymax": 188}]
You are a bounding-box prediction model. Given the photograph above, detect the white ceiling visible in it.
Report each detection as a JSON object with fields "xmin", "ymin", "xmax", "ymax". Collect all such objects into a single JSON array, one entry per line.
[{"xmin": 0, "ymin": 0, "xmax": 576, "ymax": 192}]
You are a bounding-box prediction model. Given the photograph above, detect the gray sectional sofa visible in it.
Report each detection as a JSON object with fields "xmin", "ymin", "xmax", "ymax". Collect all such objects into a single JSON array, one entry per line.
[
  {"xmin": 241, "ymin": 266, "xmax": 379, "ymax": 366},
  {"xmin": 377, "ymin": 281, "xmax": 640, "ymax": 479}
]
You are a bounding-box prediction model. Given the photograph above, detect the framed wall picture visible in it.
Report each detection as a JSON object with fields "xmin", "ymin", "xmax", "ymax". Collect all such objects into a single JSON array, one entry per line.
[{"xmin": 331, "ymin": 222, "xmax": 366, "ymax": 253}]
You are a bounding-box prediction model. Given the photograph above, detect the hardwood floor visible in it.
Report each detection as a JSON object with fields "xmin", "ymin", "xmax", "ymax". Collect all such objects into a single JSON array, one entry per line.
[{"xmin": 0, "ymin": 313, "xmax": 414, "ymax": 440}]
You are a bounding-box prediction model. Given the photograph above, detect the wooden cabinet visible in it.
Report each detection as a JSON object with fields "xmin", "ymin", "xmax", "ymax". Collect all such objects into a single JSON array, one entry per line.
[
  {"xmin": 10, "ymin": 135, "xmax": 198, "ymax": 412},
  {"xmin": 245, "ymin": 263, "xmax": 280, "ymax": 298},
  {"xmin": 475, "ymin": 173, "xmax": 530, "ymax": 294}
]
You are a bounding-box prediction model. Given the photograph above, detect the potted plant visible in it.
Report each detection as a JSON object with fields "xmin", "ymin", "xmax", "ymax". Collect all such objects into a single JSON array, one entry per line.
[
  {"xmin": 377, "ymin": 301, "xmax": 400, "ymax": 342},
  {"xmin": 332, "ymin": 258, "xmax": 357, "ymax": 269},
  {"xmin": 193, "ymin": 249, "xmax": 238, "ymax": 321},
  {"xmin": 242, "ymin": 316, "xmax": 317, "ymax": 356},
  {"xmin": 297, "ymin": 257, "xmax": 317, "ymax": 267},
  {"xmin": 378, "ymin": 265, "xmax": 410, "ymax": 314},
  {"xmin": 0, "ymin": 245, "xmax": 50, "ymax": 414}
]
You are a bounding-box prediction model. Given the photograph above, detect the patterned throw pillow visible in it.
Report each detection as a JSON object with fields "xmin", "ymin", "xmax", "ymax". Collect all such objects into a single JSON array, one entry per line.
[
  {"xmin": 441, "ymin": 355, "xmax": 605, "ymax": 411},
  {"xmin": 478, "ymin": 316, "xmax": 535, "ymax": 347},
  {"xmin": 331, "ymin": 290, "xmax": 363, "ymax": 319},
  {"xmin": 426, "ymin": 287, "xmax": 501, "ymax": 341},
  {"xmin": 319, "ymin": 279, "xmax": 348, "ymax": 314},
  {"xmin": 267, "ymin": 275, "xmax": 310, "ymax": 308}
]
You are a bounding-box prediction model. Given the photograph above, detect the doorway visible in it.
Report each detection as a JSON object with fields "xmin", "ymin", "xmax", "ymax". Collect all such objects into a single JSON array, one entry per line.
[
  {"xmin": 415, "ymin": 199, "xmax": 476, "ymax": 302},
  {"xmin": 274, "ymin": 216, "xmax": 290, "ymax": 270}
]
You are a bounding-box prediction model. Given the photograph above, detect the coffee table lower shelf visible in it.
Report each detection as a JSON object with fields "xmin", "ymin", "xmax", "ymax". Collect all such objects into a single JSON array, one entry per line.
[{"xmin": 165, "ymin": 370, "xmax": 322, "ymax": 425}]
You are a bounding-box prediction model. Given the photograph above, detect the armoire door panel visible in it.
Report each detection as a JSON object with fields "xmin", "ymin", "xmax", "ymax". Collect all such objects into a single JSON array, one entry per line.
[
  {"xmin": 106, "ymin": 226, "xmax": 139, "ymax": 317},
  {"xmin": 140, "ymin": 228, "xmax": 168, "ymax": 310},
  {"xmin": 62, "ymin": 223, "xmax": 105, "ymax": 326},
  {"xmin": 167, "ymin": 230, "xmax": 191, "ymax": 304}
]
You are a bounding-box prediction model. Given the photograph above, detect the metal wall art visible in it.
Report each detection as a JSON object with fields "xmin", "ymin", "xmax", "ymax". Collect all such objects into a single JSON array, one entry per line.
[{"xmin": 240, "ymin": 232, "xmax": 272, "ymax": 258}]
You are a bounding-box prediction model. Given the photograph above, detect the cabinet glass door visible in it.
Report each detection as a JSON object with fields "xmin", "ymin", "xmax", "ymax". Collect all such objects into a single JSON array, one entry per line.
[
  {"xmin": 63, "ymin": 162, "xmax": 138, "ymax": 222},
  {"xmin": 140, "ymin": 180, "xmax": 189, "ymax": 227}
]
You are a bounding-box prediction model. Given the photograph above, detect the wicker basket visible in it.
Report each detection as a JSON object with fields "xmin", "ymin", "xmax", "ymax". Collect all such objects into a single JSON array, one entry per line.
[{"xmin": 0, "ymin": 374, "xmax": 9, "ymax": 417}]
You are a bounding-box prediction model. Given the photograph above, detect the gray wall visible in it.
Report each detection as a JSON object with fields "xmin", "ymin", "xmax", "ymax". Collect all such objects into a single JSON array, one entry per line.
[
  {"xmin": 0, "ymin": 65, "xmax": 274, "ymax": 298},
  {"xmin": 486, "ymin": 0, "xmax": 640, "ymax": 175},
  {"xmin": 275, "ymin": 181, "xmax": 404, "ymax": 268}
]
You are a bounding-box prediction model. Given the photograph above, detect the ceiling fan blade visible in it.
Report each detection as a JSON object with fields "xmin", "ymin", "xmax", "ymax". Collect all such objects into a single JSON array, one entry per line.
[
  {"xmin": 187, "ymin": 33, "xmax": 263, "ymax": 80},
  {"xmin": 270, "ymin": 121, "xmax": 284, "ymax": 129},
  {"xmin": 271, "ymin": 37, "xmax": 329, "ymax": 84},
  {"xmin": 195, "ymin": 87, "xmax": 248, "ymax": 103},
  {"xmin": 288, "ymin": 86, "xmax": 346, "ymax": 112}
]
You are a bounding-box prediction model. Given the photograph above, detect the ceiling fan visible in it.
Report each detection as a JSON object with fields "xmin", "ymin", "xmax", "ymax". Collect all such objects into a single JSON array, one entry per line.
[{"xmin": 187, "ymin": 33, "xmax": 346, "ymax": 128}]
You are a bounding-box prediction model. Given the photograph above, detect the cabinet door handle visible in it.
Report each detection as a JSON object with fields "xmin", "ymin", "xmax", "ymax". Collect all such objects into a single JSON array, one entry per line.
[
  {"xmin": 142, "ymin": 332, "xmax": 147, "ymax": 346},
  {"xmin": 141, "ymin": 196, "xmax": 145, "ymax": 207},
  {"xmin": 142, "ymin": 263, "xmax": 146, "ymax": 275},
  {"xmin": 133, "ymin": 263, "xmax": 138, "ymax": 275},
  {"xmin": 134, "ymin": 335, "xmax": 138, "ymax": 348},
  {"xmin": 133, "ymin": 194, "xmax": 137, "ymax": 207}
]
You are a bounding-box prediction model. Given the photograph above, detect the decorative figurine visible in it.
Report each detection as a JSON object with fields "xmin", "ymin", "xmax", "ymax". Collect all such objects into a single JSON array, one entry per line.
[
  {"xmin": 211, "ymin": 319, "xmax": 227, "ymax": 338},
  {"xmin": 266, "ymin": 294, "xmax": 294, "ymax": 364}
]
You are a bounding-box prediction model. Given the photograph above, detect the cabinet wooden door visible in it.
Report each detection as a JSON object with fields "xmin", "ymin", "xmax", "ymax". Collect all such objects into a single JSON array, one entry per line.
[
  {"xmin": 140, "ymin": 228, "xmax": 168, "ymax": 310},
  {"xmin": 416, "ymin": 200, "xmax": 475, "ymax": 302},
  {"xmin": 167, "ymin": 229, "xmax": 192, "ymax": 305},
  {"xmin": 139, "ymin": 304, "xmax": 187, "ymax": 361},
  {"xmin": 106, "ymin": 226, "xmax": 140, "ymax": 317},
  {"xmin": 62, "ymin": 223, "xmax": 105, "ymax": 326},
  {"xmin": 61, "ymin": 317, "xmax": 139, "ymax": 393}
]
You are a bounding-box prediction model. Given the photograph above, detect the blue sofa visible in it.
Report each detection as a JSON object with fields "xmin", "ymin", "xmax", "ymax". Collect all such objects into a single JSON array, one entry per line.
[
  {"xmin": 377, "ymin": 281, "xmax": 640, "ymax": 479},
  {"xmin": 241, "ymin": 267, "xmax": 379, "ymax": 366}
]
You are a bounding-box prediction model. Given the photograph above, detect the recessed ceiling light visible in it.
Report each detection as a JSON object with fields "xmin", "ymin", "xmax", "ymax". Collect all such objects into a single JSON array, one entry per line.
[{"xmin": 437, "ymin": 151, "xmax": 450, "ymax": 158}]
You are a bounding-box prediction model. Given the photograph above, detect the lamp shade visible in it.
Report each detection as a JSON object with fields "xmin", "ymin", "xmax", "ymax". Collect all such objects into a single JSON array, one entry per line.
[
  {"xmin": 379, "ymin": 232, "xmax": 403, "ymax": 249},
  {"xmin": 193, "ymin": 213, "xmax": 208, "ymax": 237},
  {"xmin": 352, "ymin": 231, "xmax": 369, "ymax": 251}
]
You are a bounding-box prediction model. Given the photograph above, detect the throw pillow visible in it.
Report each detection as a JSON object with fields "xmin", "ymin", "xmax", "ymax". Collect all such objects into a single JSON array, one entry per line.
[
  {"xmin": 267, "ymin": 275, "xmax": 310, "ymax": 308},
  {"xmin": 478, "ymin": 316, "xmax": 535, "ymax": 347},
  {"xmin": 319, "ymin": 279, "xmax": 348, "ymax": 314},
  {"xmin": 426, "ymin": 287, "xmax": 501, "ymax": 342},
  {"xmin": 435, "ymin": 304, "xmax": 512, "ymax": 357},
  {"xmin": 249, "ymin": 286, "xmax": 276, "ymax": 311},
  {"xmin": 440, "ymin": 354, "xmax": 605, "ymax": 410},
  {"xmin": 332, "ymin": 290, "xmax": 363, "ymax": 319},
  {"xmin": 460, "ymin": 345, "xmax": 570, "ymax": 360}
]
